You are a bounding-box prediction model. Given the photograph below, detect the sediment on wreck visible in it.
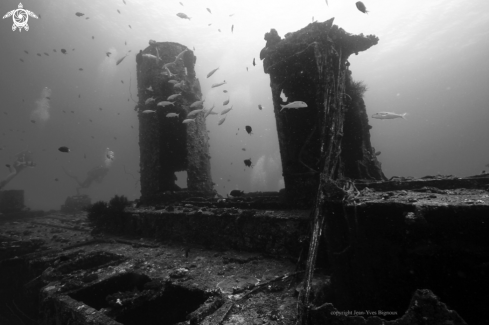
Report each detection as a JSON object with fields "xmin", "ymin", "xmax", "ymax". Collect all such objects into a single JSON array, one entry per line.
[
  {"xmin": 261, "ymin": 18, "xmax": 385, "ymax": 207},
  {"xmin": 136, "ymin": 42, "xmax": 213, "ymax": 205}
]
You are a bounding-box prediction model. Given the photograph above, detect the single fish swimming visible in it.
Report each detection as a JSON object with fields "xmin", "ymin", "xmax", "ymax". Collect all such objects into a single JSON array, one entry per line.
[
  {"xmin": 177, "ymin": 13, "xmax": 191, "ymax": 20},
  {"xmin": 207, "ymin": 67, "xmax": 219, "ymax": 78},
  {"xmin": 355, "ymin": 1, "xmax": 368, "ymax": 13},
  {"xmin": 371, "ymin": 112, "xmax": 407, "ymax": 120},
  {"xmin": 157, "ymin": 101, "xmax": 175, "ymax": 107},
  {"xmin": 221, "ymin": 106, "xmax": 233, "ymax": 115},
  {"xmin": 182, "ymin": 118, "xmax": 195, "ymax": 124},
  {"xmin": 212, "ymin": 81, "xmax": 226, "ymax": 88},
  {"xmin": 280, "ymin": 101, "xmax": 308, "ymax": 112}
]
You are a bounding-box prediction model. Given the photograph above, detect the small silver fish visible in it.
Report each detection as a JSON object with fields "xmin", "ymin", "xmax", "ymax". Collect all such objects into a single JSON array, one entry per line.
[
  {"xmin": 280, "ymin": 101, "xmax": 308, "ymax": 112},
  {"xmin": 223, "ymin": 99, "xmax": 230, "ymax": 106},
  {"xmin": 157, "ymin": 101, "xmax": 175, "ymax": 107},
  {"xmin": 146, "ymin": 86, "xmax": 153, "ymax": 92},
  {"xmin": 258, "ymin": 104, "xmax": 263, "ymax": 110},
  {"xmin": 187, "ymin": 109, "xmax": 204, "ymax": 117},
  {"xmin": 166, "ymin": 113, "xmax": 179, "ymax": 118},
  {"xmin": 204, "ymin": 104, "xmax": 215, "ymax": 119},
  {"xmin": 207, "ymin": 67, "xmax": 219, "ymax": 78},
  {"xmin": 145, "ymin": 97, "xmax": 156, "ymax": 105},
  {"xmin": 167, "ymin": 93, "xmax": 181, "ymax": 100},
  {"xmin": 182, "ymin": 118, "xmax": 195, "ymax": 124},
  {"xmin": 143, "ymin": 54, "xmax": 158, "ymax": 60},
  {"xmin": 211, "ymin": 81, "xmax": 226, "ymax": 88},
  {"xmin": 221, "ymin": 106, "xmax": 233, "ymax": 115},
  {"xmin": 175, "ymin": 49, "xmax": 188, "ymax": 61},
  {"xmin": 218, "ymin": 116, "xmax": 226, "ymax": 125},
  {"xmin": 190, "ymin": 100, "xmax": 205, "ymax": 108},
  {"xmin": 142, "ymin": 110, "xmax": 156, "ymax": 114},
  {"xmin": 371, "ymin": 112, "xmax": 407, "ymax": 120},
  {"xmin": 177, "ymin": 13, "xmax": 191, "ymax": 20}
]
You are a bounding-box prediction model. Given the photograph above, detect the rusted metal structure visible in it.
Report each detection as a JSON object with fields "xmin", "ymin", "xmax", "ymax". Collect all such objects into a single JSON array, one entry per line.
[
  {"xmin": 136, "ymin": 42, "xmax": 213, "ymax": 204},
  {"xmin": 261, "ymin": 18, "xmax": 385, "ymax": 206}
]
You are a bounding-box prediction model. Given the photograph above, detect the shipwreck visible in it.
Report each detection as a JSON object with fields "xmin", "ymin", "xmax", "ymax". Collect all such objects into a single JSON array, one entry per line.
[{"xmin": 0, "ymin": 18, "xmax": 487, "ymax": 325}]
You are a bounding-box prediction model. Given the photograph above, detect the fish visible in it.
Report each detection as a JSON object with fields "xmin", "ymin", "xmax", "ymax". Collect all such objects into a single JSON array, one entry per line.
[
  {"xmin": 61, "ymin": 49, "xmax": 67, "ymax": 54},
  {"xmin": 246, "ymin": 67, "xmax": 248, "ymax": 71},
  {"xmin": 325, "ymin": 0, "xmax": 328, "ymax": 6},
  {"xmin": 37, "ymin": 53, "xmax": 41, "ymax": 57},
  {"xmin": 218, "ymin": 116, "xmax": 226, "ymax": 125},
  {"xmin": 245, "ymin": 125, "xmax": 252, "ymax": 134},
  {"xmin": 223, "ymin": 90, "xmax": 228, "ymax": 93},
  {"xmin": 204, "ymin": 104, "xmax": 215, "ymax": 118},
  {"xmin": 223, "ymin": 99, "xmax": 230, "ymax": 105},
  {"xmin": 121, "ymin": 80, "xmax": 124, "ymax": 84},
  {"xmin": 190, "ymin": 100, "xmax": 205, "ymax": 108},
  {"xmin": 182, "ymin": 118, "xmax": 195, "ymax": 124},
  {"xmin": 79, "ymin": 68, "xmax": 83, "ymax": 71},
  {"xmin": 280, "ymin": 101, "xmax": 308, "ymax": 112},
  {"xmin": 44, "ymin": 52, "xmax": 49, "ymax": 56},
  {"xmin": 244, "ymin": 158, "xmax": 253, "ymax": 168},
  {"xmin": 231, "ymin": 25, "xmax": 234, "ymax": 33},
  {"xmin": 86, "ymin": 17, "xmax": 89, "ymax": 20},
  {"xmin": 375, "ymin": 151, "xmax": 381, "ymax": 156},
  {"xmin": 211, "ymin": 81, "xmax": 226, "ymax": 88},
  {"xmin": 355, "ymin": 1, "xmax": 368, "ymax": 13},
  {"xmin": 75, "ymin": 12, "xmax": 85, "ymax": 17},
  {"xmin": 99, "ymin": 107, "xmax": 103, "ymax": 110},
  {"xmin": 55, "ymin": 178, "xmax": 59, "ymax": 182},
  {"xmin": 5, "ymin": 164, "xmax": 10, "ymax": 168},
  {"xmin": 177, "ymin": 13, "xmax": 191, "ymax": 20},
  {"xmin": 157, "ymin": 101, "xmax": 175, "ymax": 107},
  {"xmin": 123, "ymin": 0, "xmax": 126, "ymax": 4},
  {"xmin": 116, "ymin": 52, "xmax": 130, "ymax": 65},
  {"xmin": 258, "ymin": 104, "xmax": 263, "ymax": 110},
  {"xmin": 207, "ymin": 67, "xmax": 219, "ymax": 78},
  {"xmin": 106, "ymin": 52, "xmax": 112, "ymax": 57},
  {"xmin": 143, "ymin": 53, "xmax": 158, "ymax": 60},
  {"xmin": 230, "ymin": 190, "xmax": 244, "ymax": 197},
  {"xmin": 20, "ymin": 59, "xmax": 24, "ymax": 62},
  {"xmin": 92, "ymin": 36, "xmax": 94, "ymax": 39},
  {"xmin": 187, "ymin": 109, "xmax": 204, "ymax": 117},
  {"xmin": 142, "ymin": 110, "xmax": 156, "ymax": 114},
  {"xmin": 221, "ymin": 106, "xmax": 233, "ymax": 115},
  {"xmin": 229, "ymin": 14, "xmax": 234, "ymax": 17},
  {"xmin": 53, "ymin": 49, "xmax": 56, "ymax": 52},
  {"xmin": 371, "ymin": 112, "xmax": 407, "ymax": 120},
  {"xmin": 166, "ymin": 113, "xmax": 179, "ymax": 118},
  {"xmin": 78, "ymin": 94, "xmax": 81, "ymax": 98},
  {"xmin": 117, "ymin": 9, "xmax": 121, "ymax": 14},
  {"xmin": 253, "ymin": 58, "xmax": 255, "ymax": 66},
  {"xmin": 175, "ymin": 49, "xmax": 188, "ymax": 62},
  {"xmin": 58, "ymin": 146, "xmax": 70, "ymax": 153},
  {"xmin": 206, "ymin": 8, "xmax": 211, "ymax": 13},
  {"xmin": 167, "ymin": 93, "xmax": 181, "ymax": 100},
  {"xmin": 179, "ymin": 2, "xmax": 184, "ymax": 5},
  {"xmin": 145, "ymin": 97, "xmax": 156, "ymax": 105},
  {"xmin": 128, "ymin": 25, "xmax": 132, "ymax": 29},
  {"xmin": 242, "ymin": 148, "xmax": 246, "ymax": 151},
  {"xmin": 30, "ymin": 120, "xmax": 36, "ymax": 124},
  {"xmin": 24, "ymin": 50, "xmax": 28, "ymax": 54},
  {"xmin": 146, "ymin": 86, "xmax": 153, "ymax": 92},
  {"xmin": 218, "ymin": 29, "xmax": 221, "ymax": 32}
]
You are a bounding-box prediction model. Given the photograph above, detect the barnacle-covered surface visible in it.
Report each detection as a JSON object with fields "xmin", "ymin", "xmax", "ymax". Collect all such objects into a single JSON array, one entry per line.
[
  {"xmin": 136, "ymin": 42, "xmax": 213, "ymax": 204},
  {"xmin": 261, "ymin": 19, "xmax": 384, "ymax": 207}
]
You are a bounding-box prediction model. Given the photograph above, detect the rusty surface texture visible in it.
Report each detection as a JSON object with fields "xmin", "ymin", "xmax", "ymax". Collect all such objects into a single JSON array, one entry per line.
[
  {"xmin": 261, "ymin": 18, "xmax": 385, "ymax": 207},
  {"xmin": 136, "ymin": 42, "xmax": 213, "ymax": 204}
]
